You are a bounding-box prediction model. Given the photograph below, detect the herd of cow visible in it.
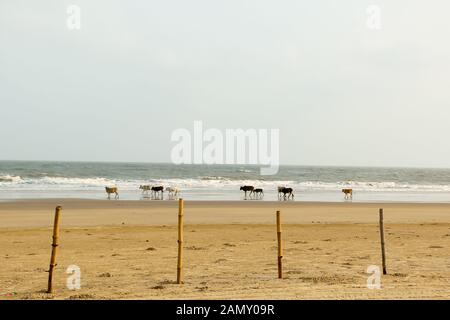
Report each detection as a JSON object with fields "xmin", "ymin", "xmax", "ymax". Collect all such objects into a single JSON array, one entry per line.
[
  {"xmin": 105, "ymin": 185, "xmax": 354, "ymax": 200},
  {"xmin": 239, "ymin": 186, "xmax": 294, "ymax": 200},
  {"xmin": 139, "ymin": 185, "xmax": 179, "ymax": 199},
  {"xmin": 104, "ymin": 186, "xmax": 179, "ymax": 199}
]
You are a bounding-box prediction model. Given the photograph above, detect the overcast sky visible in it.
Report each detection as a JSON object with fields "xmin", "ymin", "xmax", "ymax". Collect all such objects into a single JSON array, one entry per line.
[{"xmin": 1, "ymin": 0, "xmax": 450, "ymax": 167}]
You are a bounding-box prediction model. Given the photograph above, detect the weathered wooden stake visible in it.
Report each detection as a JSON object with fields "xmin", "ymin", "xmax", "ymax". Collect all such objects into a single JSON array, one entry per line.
[
  {"xmin": 379, "ymin": 208, "xmax": 387, "ymax": 275},
  {"xmin": 177, "ymin": 198, "xmax": 184, "ymax": 284},
  {"xmin": 276, "ymin": 210, "xmax": 283, "ymax": 278},
  {"xmin": 47, "ymin": 206, "xmax": 62, "ymax": 293}
]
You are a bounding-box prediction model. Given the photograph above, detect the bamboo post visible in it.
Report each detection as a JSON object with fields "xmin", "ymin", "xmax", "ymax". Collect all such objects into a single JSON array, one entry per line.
[
  {"xmin": 177, "ymin": 198, "xmax": 184, "ymax": 284},
  {"xmin": 47, "ymin": 206, "xmax": 62, "ymax": 293},
  {"xmin": 276, "ymin": 210, "xmax": 283, "ymax": 279},
  {"xmin": 379, "ymin": 208, "xmax": 387, "ymax": 275}
]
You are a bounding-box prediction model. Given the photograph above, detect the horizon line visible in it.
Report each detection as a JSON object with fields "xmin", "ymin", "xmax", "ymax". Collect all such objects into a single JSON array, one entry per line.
[{"xmin": 1, "ymin": 159, "xmax": 450, "ymax": 170}]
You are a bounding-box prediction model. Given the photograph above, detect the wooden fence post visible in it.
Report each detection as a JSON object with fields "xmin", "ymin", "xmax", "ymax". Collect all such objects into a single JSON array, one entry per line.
[
  {"xmin": 379, "ymin": 208, "xmax": 387, "ymax": 275},
  {"xmin": 177, "ymin": 198, "xmax": 184, "ymax": 284},
  {"xmin": 47, "ymin": 206, "xmax": 62, "ymax": 293},
  {"xmin": 276, "ymin": 210, "xmax": 283, "ymax": 279}
]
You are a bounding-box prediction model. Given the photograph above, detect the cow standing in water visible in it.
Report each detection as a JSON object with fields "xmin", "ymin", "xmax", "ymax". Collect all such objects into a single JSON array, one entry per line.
[
  {"xmin": 105, "ymin": 186, "xmax": 119, "ymax": 199},
  {"xmin": 240, "ymin": 186, "xmax": 254, "ymax": 199}
]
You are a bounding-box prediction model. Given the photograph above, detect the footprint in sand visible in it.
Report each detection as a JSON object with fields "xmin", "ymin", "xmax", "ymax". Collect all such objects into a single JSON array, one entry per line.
[
  {"xmin": 223, "ymin": 243, "xmax": 236, "ymax": 247},
  {"xmin": 151, "ymin": 285, "xmax": 165, "ymax": 290},
  {"xmin": 98, "ymin": 272, "xmax": 112, "ymax": 278},
  {"xmin": 392, "ymin": 273, "xmax": 408, "ymax": 277},
  {"xmin": 159, "ymin": 279, "xmax": 176, "ymax": 285},
  {"xmin": 186, "ymin": 246, "xmax": 206, "ymax": 250},
  {"xmin": 196, "ymin": 286, "xmax": 208, "ymax": 291},
  {"xmin": 67, "ymin": 294, "xmax": 97, "ymax": 300}
]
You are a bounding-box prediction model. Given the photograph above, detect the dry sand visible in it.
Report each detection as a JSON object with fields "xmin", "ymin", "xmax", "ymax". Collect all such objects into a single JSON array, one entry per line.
[{"xmin": 1, "ymin": 199, "xmax": 449, "ymax": 299}]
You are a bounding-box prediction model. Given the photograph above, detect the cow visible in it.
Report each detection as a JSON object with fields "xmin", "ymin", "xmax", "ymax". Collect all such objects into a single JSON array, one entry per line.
[
  {"xmin": 279, "ymin": 187, "xmax": 294, "ymax": 200},
  {"xmin": 253, "ymin": 188, "xmax": 264, "ymax": 199},
  {"xmin": 240, "ymin": 186, "xmax": 254, "ymax": 199},
  {"xmin": 151, "ymin": 186, "xmax": 164, "ymax": 199},
  {"xmin": 342, "ymin": 188, "xmax": 353, "ymax": 200},
  {"xmin": 105, "ymin": 186, "xmax": 119, "ymax": 199},
  {"xmin": 165, "ymin": 186, "xmax": 179, "ymax": 199},
  {"xmin": 277, "ymin": 186, "xmax": 285, "ymax": 199},
  {"xmin": 139, "ymin": 185, "xmax": 152, "ymax": 195}
]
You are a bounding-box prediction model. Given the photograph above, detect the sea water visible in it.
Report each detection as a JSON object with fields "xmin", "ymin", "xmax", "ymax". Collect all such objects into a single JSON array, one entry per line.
[{"xmin": 1, "ymin": 161, "xmax": 450, "ymax": 202}]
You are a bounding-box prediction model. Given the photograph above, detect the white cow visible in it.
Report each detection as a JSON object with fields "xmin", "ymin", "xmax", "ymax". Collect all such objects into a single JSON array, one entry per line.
[
  {"xmin": 139, "ymin": 185, "xmax": 152, "ymax": 195},
  {"xmin": 165, "ymin": 187, "xmax": 179, "ymax": 199}
]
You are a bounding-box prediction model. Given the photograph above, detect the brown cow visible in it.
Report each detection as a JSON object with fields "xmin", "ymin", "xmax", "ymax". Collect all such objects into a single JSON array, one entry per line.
[
  {"xmin": 342, "ymin": 188, "xmax": 353, "ymax": 200},
  {"xmin": 105, "ymin": 186, "xmax": 119, "ymax": 199}
]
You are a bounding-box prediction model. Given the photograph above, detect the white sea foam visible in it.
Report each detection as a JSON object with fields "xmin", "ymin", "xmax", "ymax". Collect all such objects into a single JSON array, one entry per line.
[
  {"xmin": 0, "ymin": 176, "xmax": 117, "ymax": 190},
  {"xmin": 0, "ymin": 175, "xmax": 22, "ymax": 183},
  {"xmin": 296, "ymin": 180, "xmax": 450, "ymax": 192},
  {"xmin": 1, "ymin": 175, "xmax": 450, "ymax": 193}
]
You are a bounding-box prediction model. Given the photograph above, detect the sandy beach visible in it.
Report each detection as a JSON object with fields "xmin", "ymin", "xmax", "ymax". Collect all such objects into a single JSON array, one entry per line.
[{"xmin": 1, "ymin": 199, "xmax": 449, "ymax": 299}]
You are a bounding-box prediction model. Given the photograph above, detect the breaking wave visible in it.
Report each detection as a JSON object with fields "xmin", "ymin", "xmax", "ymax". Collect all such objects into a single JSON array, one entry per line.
[{"xmin": 1, "ymin": 174, "xmax": 450, "ymax": 193}]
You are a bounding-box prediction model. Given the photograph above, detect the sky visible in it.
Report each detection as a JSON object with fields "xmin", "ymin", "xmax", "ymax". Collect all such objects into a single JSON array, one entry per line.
[{"xmin": 1, "ymin": 0, "xmax": 450, "ymax": 167}]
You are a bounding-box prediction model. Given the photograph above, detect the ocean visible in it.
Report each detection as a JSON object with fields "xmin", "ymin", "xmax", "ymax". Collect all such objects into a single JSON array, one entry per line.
[{"xmin": 1, "ymin": 161, "xmax": 450, "ymax": 202}]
